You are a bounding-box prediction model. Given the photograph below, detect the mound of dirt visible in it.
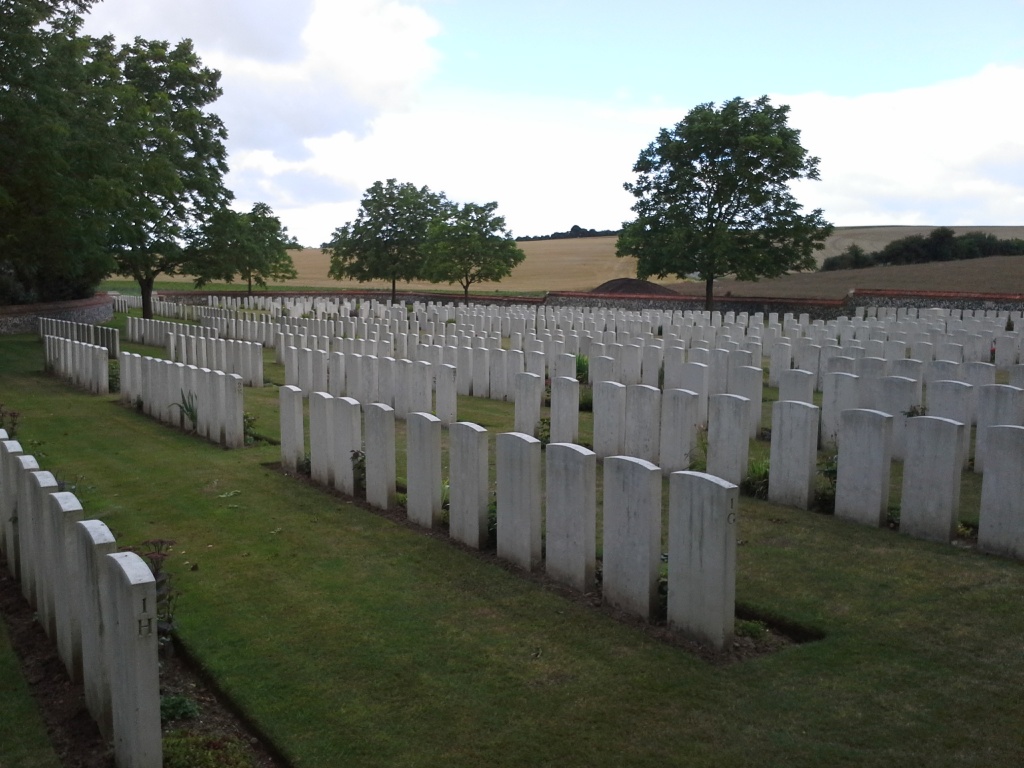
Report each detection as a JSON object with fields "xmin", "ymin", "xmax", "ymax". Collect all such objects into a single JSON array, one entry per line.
[{"xmin": 591, "ymin": 278, "xmax": 680, "ymax": 296}]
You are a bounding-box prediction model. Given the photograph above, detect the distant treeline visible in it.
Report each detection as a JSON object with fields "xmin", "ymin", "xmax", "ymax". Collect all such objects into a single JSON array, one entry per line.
[
  {"xmin": 516, "ymin": 224, "xmax": 621, "ymax": 242},
  {"xmin": 820, "ymin": 227, "xmax": 1024, "ymax": 271}
]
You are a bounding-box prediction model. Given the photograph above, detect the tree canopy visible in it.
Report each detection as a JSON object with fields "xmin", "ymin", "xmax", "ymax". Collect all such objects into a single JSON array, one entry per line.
[
  {"xmin": 189, "ymin": 202, "xmax": 299, "ymax": 294},
  {"xmin": 0, "ymin": 2, "xmax": 233, "ymax": 314},
  {"xmin": 323, "ymin": 179, "xmax": 447, "ymax": 303},
  {"xmin": 0, "ymin": 0, "xmax": 119, "ymax": 303},
  {"xmin": 106, "ymin": 36, "xmax": 231, "ymax": 318},
  {"xmin": 616, "ymin": 95, "xmax": 832, "ymax": 310},
  {"xmin": 423, "ymin": 201, "xmax": 524, "ymax": 300}
]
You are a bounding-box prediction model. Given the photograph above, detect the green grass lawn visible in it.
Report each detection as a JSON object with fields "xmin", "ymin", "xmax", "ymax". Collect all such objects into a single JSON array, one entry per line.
[{"xmin": 2, "ymin": 323, "xmax": 1023, "ymax": 767}]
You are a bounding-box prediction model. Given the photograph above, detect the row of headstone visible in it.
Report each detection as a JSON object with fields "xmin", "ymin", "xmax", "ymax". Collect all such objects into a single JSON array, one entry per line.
[
  {"xmin": 114, "ymin": 295, "xmax": 199, "ymax": 321},
  {"xmin": 167, "ymin": 333, "xmax": 264, "ymax": 387},
  {"xmin": 833, "ymin": 409, "xmax": 1024, "ymax": 557},
  {"xmin": 43, "ymin": 336, "xmax": 110, "ymax": 395},
  {"xmin": 279, "ymin": 386, "xmax": 739, "ymax": 650},
  {"xmin": 0, "ymin": 430, "xmax": 161, "ymax": 767},
  {"xmin": 119, "ymin": 352, "xmax": 245, "ymax": 448},
  {"xmin": 125, "ymin": 316, "xmax": 217, "ymax": 347},
  {"xmin": 38, "ymin": 318, "xmax": 120, "ymax": 359}
]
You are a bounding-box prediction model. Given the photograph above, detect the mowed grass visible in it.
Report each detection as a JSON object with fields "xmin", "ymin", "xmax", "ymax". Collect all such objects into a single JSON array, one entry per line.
[{"xmin": 2, "ymin": 325, "xmax": 1024, "ymax": 767}]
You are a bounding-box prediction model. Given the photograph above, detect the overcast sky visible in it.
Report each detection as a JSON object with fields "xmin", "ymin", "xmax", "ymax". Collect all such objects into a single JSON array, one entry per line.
[{"xmin": 82, "ymin": 0, "xmax": 1024, "ymax": 246}]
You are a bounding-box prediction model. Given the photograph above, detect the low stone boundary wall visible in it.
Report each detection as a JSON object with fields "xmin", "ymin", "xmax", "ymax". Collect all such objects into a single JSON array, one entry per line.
[
  {"xmin": 0, "ymin": 294, "xmax": 113, "ymax": 335},
  {"xmin": 0, "ymin": 429, "xmax": 161, "ymax": 767}
]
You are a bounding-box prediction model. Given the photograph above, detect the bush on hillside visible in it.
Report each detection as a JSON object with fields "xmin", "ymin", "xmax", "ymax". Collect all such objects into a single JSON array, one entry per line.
[{"xmin": 820, "ymin": 228, "xmax": 1024, "ymax": 272}]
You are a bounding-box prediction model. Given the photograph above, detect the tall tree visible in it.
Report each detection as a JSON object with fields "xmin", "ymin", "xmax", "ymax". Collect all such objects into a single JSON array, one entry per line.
[
  {"xmin": 323, "ymin": 179, "xmax": 446, "ymax": 304},
  {"xmin": 0, "ymin": 0, "xmax": 119, "ymax": 303},
  {"xmin": 423, "ymin": 201, "xmax": 525, "ymax": 301},
  {"xmin": 106, "ymin": 37, "xmax": 231, "ymax": 318},
  {"xmin": 616, "ymin": 95, "xmax": 832, "ymax": 310},
  {"xmin": 189, "ymin": 202, "xmax": 299, "ymax": 294}
]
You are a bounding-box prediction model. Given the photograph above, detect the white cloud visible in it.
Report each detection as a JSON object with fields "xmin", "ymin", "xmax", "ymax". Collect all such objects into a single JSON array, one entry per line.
[
  {"xmin": 780, "ymin": 64, "xmax": 1024, "ymax": 225},
  {"xmin": 83, "ymin": 0, "xmax": 441, "ymax": 156},
  {"xmin": 81, "ymin": 2, "xmax": 1024, "ymax": 246}
]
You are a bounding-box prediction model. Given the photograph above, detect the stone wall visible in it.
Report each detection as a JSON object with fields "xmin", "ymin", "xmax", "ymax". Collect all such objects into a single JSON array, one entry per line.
[{"xmin": 0, "ymin": 294, "xmax": 113, "ymax": 335}]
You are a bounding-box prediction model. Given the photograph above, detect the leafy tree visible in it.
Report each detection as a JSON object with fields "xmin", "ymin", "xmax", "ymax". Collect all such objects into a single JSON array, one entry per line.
[
  {"xmin": 105, "ymin": 37, "xmax": 231, "ymax": 318},
  {"xmin": 616, "ymin": 96, "xmax": 832, "ymax": 310},
  {"xmin": 189, "ymin": 202, "xmax": 299, "ymax": 294},
  {"xmin": 423, "ymin": 201, "xmax": 525, "ymax": 301},
  {"xmin": 0, "ymin": 0, "xmax": 119, "ymax": 303},
  {"xmin": 323, "ymin": 179, "xmax": 446, "ymax": 304}
]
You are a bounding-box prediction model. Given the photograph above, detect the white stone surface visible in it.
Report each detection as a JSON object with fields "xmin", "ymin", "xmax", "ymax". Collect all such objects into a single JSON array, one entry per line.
[
  {"xmin": 545, "ymin": 443, "xmax": 596, "ymax": 592},
  {"xmin": 667, "ymin": 471, "xmax": 737, "ymax": 650}
]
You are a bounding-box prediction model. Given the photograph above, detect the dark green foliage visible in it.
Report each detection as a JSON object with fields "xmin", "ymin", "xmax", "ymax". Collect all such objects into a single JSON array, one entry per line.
[
  {"xmin": 324, "ymin": 179, "xmax": 446, "ymax": 304},
  {"xmin": 0, "ymin": 1, "xmax": 117, "ymax": 303},
  {"xmin": 189, "ymin": 202, "xmax": 299, "ymax": 295},
  {"xmin": 740, "ymin": 457, "xmax": 770, "ymax": 499},
  {"xmin": 814, "ymin": 453, "xmax": 839, "ymax": 514},
  {"xmin": 106, "ymin": 37, "xmax": 231, "ymax": 318},
  {"xmin": 575, "ymin": 354, "xmax": 589, "ymax": 383},
  {"xmin": 820, "ymin": 228, "xmax": 1024, "ymax": 271},
  {"xmin": 423, "ymin": 200, "xmax": 525, "ymax": 300},
  {"xmin": 161, "ymin": 694, "xmax": 200, "ymax": 723},
  {"xmin": 617, "ymin": 96, "xmax": 832, "ymax": 310},
  {"xmin": 351, "ymin": 449, "xmax": 366, "ymax": 496}
]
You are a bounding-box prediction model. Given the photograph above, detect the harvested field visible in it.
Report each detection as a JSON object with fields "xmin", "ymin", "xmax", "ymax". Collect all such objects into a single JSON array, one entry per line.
[
  {"xmin": 669, "ymin": 255, "xmax": 1024, "ymax": 300},
  {"xmin": 146, "ymin": 225, "xmax": 1024, "ymax": 297}
]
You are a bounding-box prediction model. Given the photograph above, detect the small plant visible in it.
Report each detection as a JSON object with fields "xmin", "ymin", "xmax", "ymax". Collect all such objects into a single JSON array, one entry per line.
[
  {"xmin": 814, "ymin": 453, "xmax": 839, "ymax": 514},
  {"xmin": 903, "ymin": 404, "xmax": 927, "ymax": 418},
  {"xmin": 298, "ymin": 451, "xmax": 312, "ymax": 477},
  {"xmin": 134, "ymin": 395, "xmax": 144, "ymax": 412},
  {"xmin": 740, "ymin": 457, "xmax": 770, "ymax": 499},
  {"xmin": 956, "ymin": 521, "xmax": 978, "ymax": 540},
  {"xmin": 242, "ymin": 411, "xmax": 259, "ymax": 445},
  {"xmin": 575, "ymin": 354, "xmax": 589, "ymax": 384},
  {"xmin": 535, "ymin": 417, "xmax": 551, "ymax": 445},
  {"xmin": 127, "ymin": 538, "xmax": 181, "ymax": 654},
  {"xmin": 689, "ymin": 425, "xmax": 709, "ymax": 472},
  {"xmin": 55, "ymin": 473, "xmax": 86, "ymax": 494},
  {"xmin": 171, "ymin": 389, "xmax": 198, "ymax": 432},
  {"xmin": 351, "ymin": 449, "xmax": 366, "ymax": 496},
  {"xmin": 886, "ymin": 506, "xmax": 901, "ymax": 530},
  {"xmin": 0, "ymin": 403, "xmax": 21, "ymax": 438},
  {"xmin": 108, "ymin": 360, "xmax": 120, "ymax": 393},
  {"xmin": 161, "ymin": 694, "xmax": 201, "ymax": 723}
]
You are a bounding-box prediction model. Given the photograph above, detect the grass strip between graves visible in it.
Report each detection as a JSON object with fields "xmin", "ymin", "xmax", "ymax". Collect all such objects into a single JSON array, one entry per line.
[{"xmin": 1, "ymin": 326, "xmax": 1023, "ymax": 767}]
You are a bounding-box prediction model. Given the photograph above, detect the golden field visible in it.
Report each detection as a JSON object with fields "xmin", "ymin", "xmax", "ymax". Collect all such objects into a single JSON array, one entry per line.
[{"xmin": 153, "ymin": 225, "xmax": 1024, "ymax": 298}]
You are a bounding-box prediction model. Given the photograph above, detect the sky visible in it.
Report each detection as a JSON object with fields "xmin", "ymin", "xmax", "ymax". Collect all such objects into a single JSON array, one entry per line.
[{"xmin": 81, "ymin": 0, "xmax": 1024, "ymax": 247}]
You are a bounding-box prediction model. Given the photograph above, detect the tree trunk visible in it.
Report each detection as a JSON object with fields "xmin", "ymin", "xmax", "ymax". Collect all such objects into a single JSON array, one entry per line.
[
  {"xmin": 463, "ymin": 282, "xmax": 470, "ymax": 304},
  {"xmin": 247, "ymin": 275, "xmax": 253, "ymax": 296},
  {"xmin": 139, "ymin": 274, "xmax": 156, "ymax": 320},
  {"xmin": 391, "ymin": 277, "xmax": 397, "ymax": 305},
  {"xmin": 704, "ymin": 276, "xmax": 714, "ymax": 312}
]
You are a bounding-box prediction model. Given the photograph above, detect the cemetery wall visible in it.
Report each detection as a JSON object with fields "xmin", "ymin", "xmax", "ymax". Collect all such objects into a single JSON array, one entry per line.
[{"xmin": 0, "ymin": 294, "xmax": 113, "ymax": 335}]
